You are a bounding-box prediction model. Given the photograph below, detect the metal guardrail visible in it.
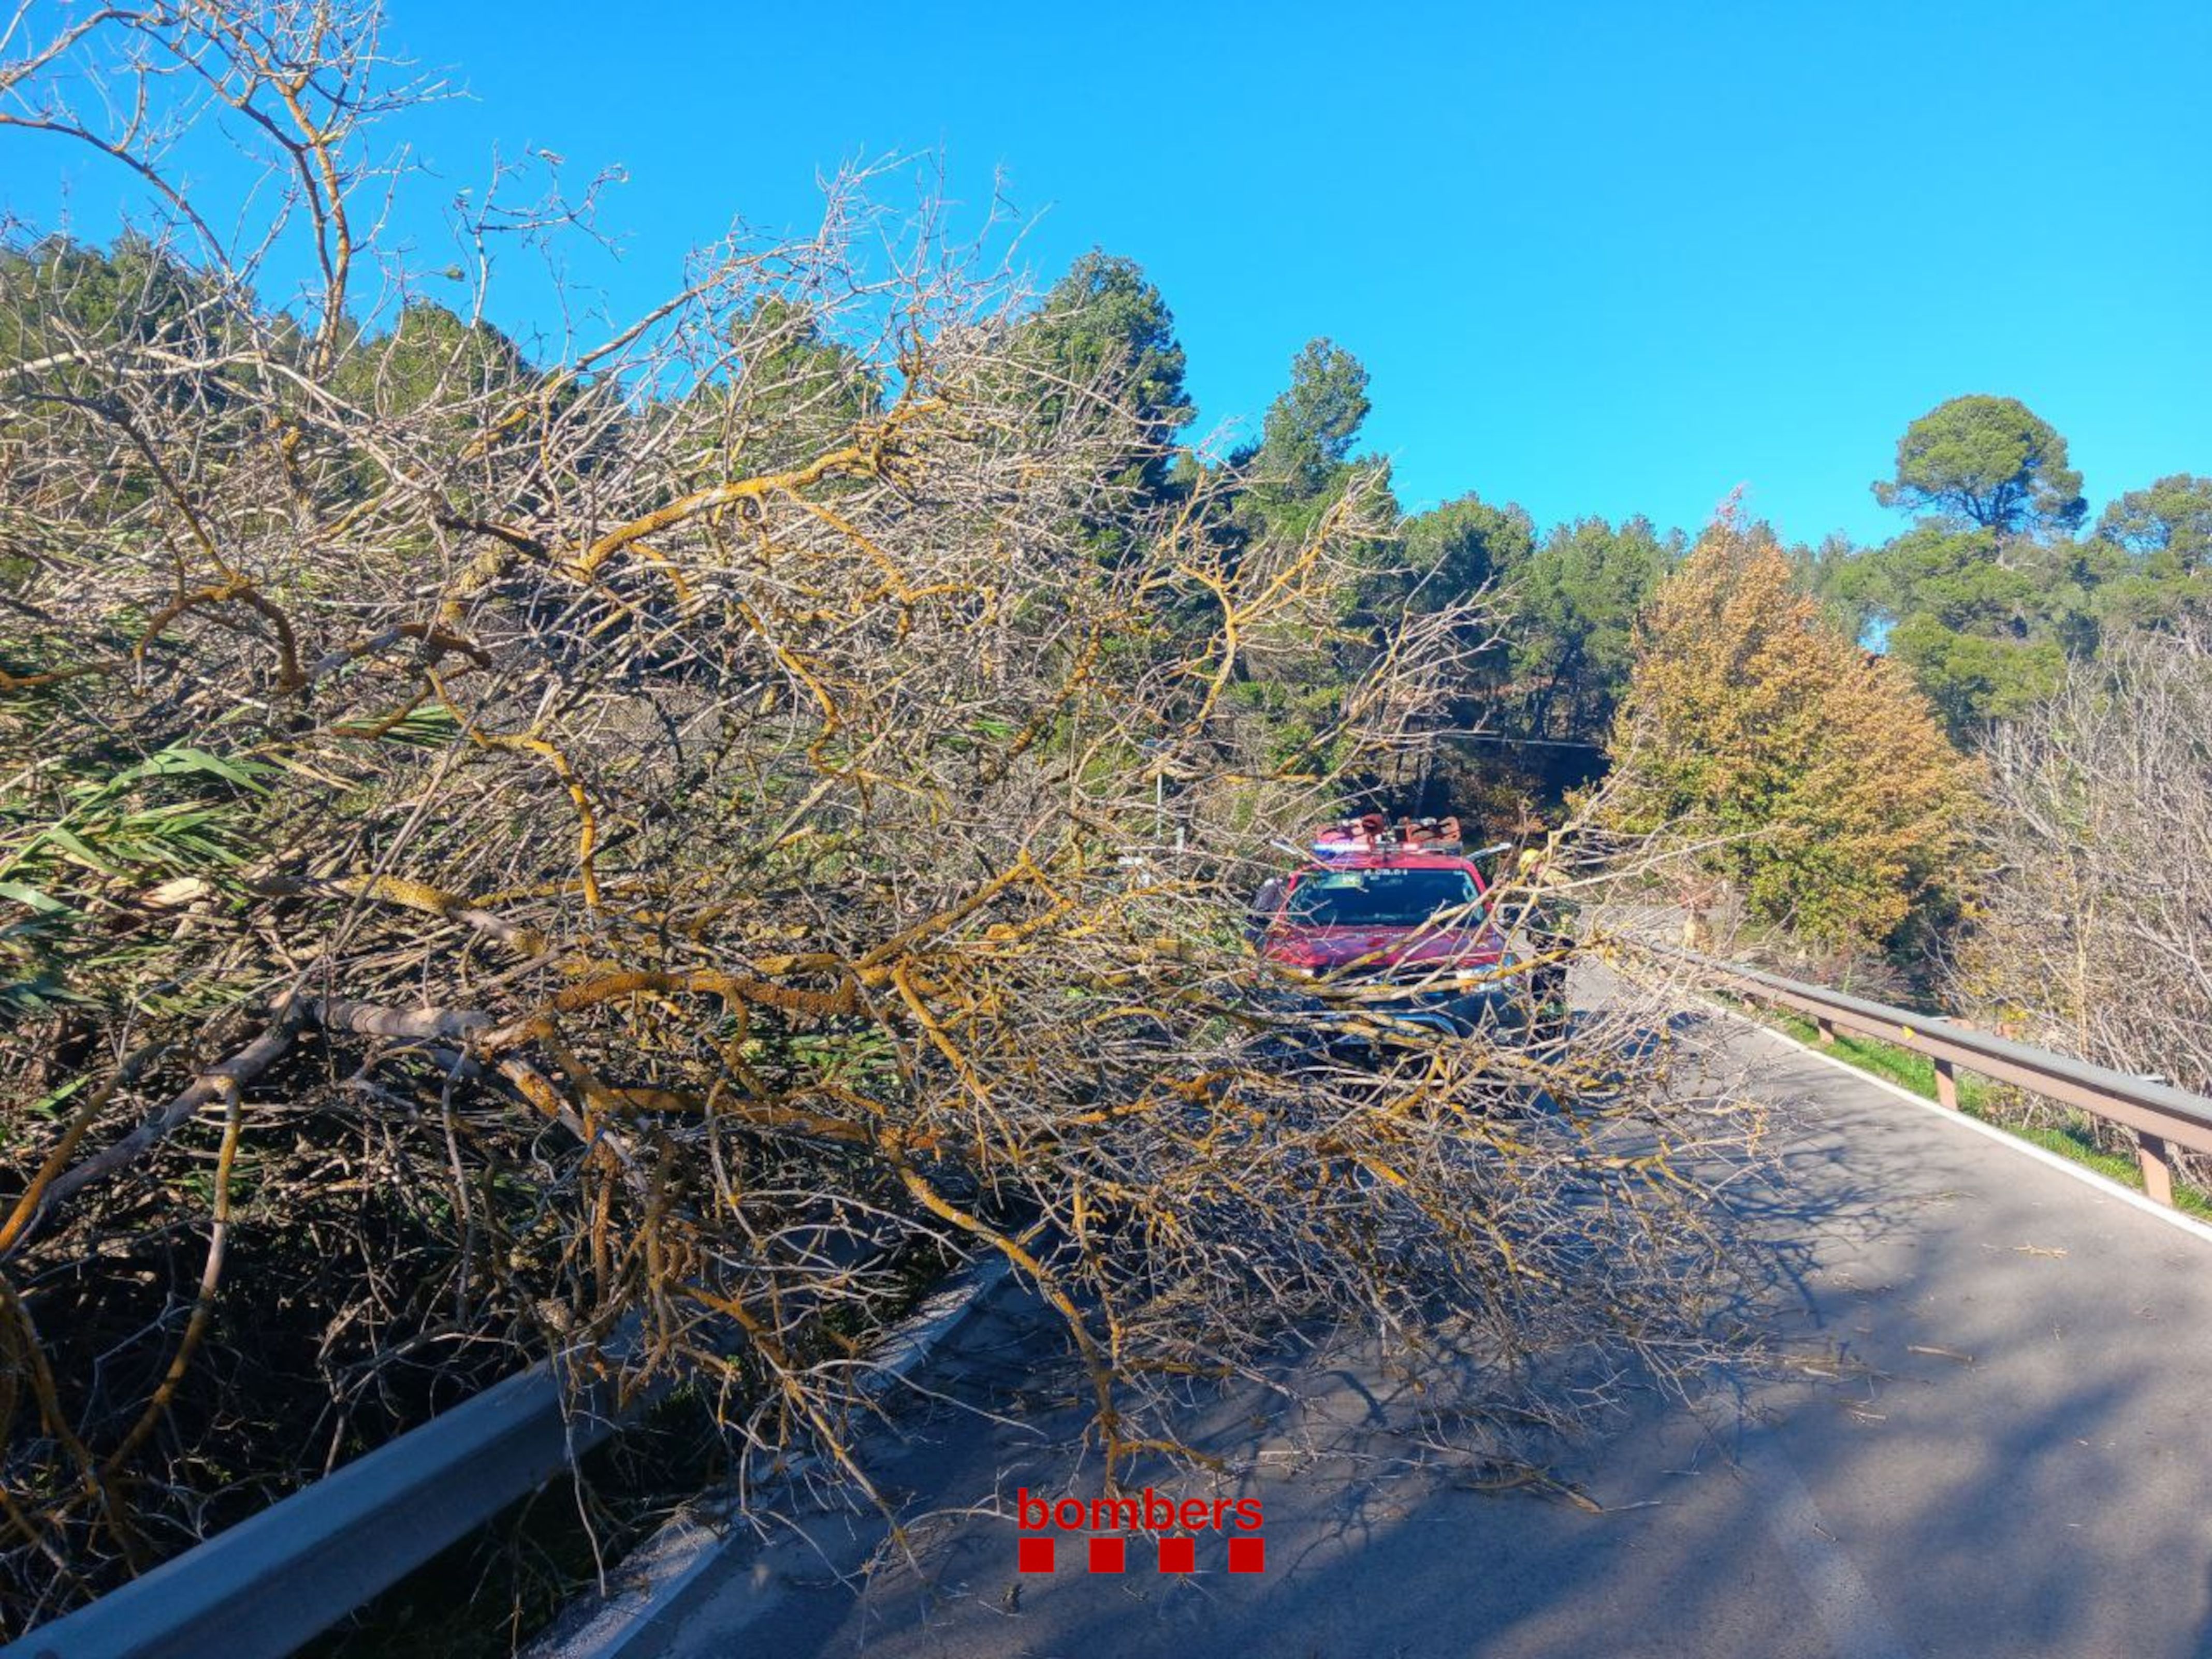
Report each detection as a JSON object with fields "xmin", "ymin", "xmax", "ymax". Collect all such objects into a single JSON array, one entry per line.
[
  {"xmin": 3, "ymin": 1350, "xmax": 636, "ymax": 1659},
  {"xmin": 1663, "ymin": 945, "xmax": 2212, "ymax": 1208},
  {"xmin": 5, "ymin": 1247, "xmax": 1001, "ymax": 1659}
]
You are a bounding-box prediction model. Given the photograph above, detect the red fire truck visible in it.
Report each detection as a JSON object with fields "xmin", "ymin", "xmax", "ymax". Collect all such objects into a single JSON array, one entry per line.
[{"xmin": 1248, "ymin": 814, "xmax": 1525, "ymax": 1046}]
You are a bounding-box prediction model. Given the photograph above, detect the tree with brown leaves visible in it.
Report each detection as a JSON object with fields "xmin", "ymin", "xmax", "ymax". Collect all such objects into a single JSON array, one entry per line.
[{"xmin": 1607, "ymin": 517, "xmax": 1980, "ymax": 949}]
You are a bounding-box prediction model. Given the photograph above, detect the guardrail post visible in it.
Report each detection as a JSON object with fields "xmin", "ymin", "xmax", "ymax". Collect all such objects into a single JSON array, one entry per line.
[
  {"xmin": 2135, "ymin": 1131, "xmax": 2177, "ymax": 1207},
  {"xmin": 1933, "ymin": 1056, "xmax": 1958, "ymax": 1111},
  {"xmin": 1815, "ymin": 1015, "xmax": 1837, "ymax": 1045}
]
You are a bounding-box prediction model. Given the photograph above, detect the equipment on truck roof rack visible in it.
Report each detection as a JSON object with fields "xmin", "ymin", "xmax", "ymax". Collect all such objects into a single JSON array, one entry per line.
[{"xmin": 1312, "ymin": 814, "xmax": 1464, "ymax": 858}]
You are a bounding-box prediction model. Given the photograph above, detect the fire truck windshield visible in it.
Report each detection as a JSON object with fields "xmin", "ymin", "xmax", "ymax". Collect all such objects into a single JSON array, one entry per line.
[{"xmin": 1286, "ymin": 868, "xmax": 1480, "ymax": 928}]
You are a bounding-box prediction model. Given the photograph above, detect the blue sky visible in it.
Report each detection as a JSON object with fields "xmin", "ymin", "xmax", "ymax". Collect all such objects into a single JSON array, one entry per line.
[{"xmin": 12, "ymin": 0, "xmax": 2210, "ymax": 547}]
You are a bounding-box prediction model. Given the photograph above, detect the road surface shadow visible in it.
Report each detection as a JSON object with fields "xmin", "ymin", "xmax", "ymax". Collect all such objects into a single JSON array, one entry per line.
[{"xmin": 570, "ymin": 1008, "xmax": 2212, "ymax": 1658}]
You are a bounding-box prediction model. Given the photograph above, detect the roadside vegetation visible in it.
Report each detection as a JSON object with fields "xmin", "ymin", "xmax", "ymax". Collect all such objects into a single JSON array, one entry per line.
[
  {"xmin": 1949, "ymin": 628, "xmax": 2212, "ymax": 1190},
  {"xmin": 1601, "ymin": 409, "xmax": 2212, "ymax": 1203}
]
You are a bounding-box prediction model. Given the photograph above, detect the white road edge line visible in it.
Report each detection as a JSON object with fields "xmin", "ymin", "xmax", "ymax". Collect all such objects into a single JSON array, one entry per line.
[
  {"xmin": 1712, "ymin": 992, "xmax": 2212, "ymax": 1659},
  {"xmin": 1730, "ymin": 1419, "xmax": 1914, "ymax": 1659},
  {"xmin": 1713, "ymin": 997, "xmax": 2212, "ymax": 1249}
]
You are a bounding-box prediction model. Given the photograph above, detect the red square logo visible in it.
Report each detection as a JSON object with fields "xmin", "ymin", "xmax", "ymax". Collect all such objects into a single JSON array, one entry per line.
[
  {"xmin": 1017, "ymin": 1536, "xmax": 1055, "ymax": 1574},
  {"xmin": 1228, "ymin": 1536, "xmax": 1265, "ymax": 1574},
  {"xmin": 1089, "ymin": 1535, "xmax": 1126, "ymax": 1573},
  {"xmin": 1158, "ymin": 1536, "xmax": 1196, "ymax": 1574}
]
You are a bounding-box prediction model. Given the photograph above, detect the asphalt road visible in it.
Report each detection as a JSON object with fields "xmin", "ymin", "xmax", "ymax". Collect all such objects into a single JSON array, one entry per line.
[{"xmin": 561, "ymin": 1008, "xmax": 2212, "ymax": 1659}]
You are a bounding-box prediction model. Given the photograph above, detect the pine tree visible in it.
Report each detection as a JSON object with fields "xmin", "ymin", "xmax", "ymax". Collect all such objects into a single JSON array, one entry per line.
[{"xmin": 1608, "ymin": 519, "xmax": 1980, "ymax": 947}]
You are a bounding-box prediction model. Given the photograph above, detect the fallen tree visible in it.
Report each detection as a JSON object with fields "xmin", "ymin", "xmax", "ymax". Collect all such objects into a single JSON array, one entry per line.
[{"xmin": 1, "ymin": 1, "xmax": 1765, "ymax": 1635}]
